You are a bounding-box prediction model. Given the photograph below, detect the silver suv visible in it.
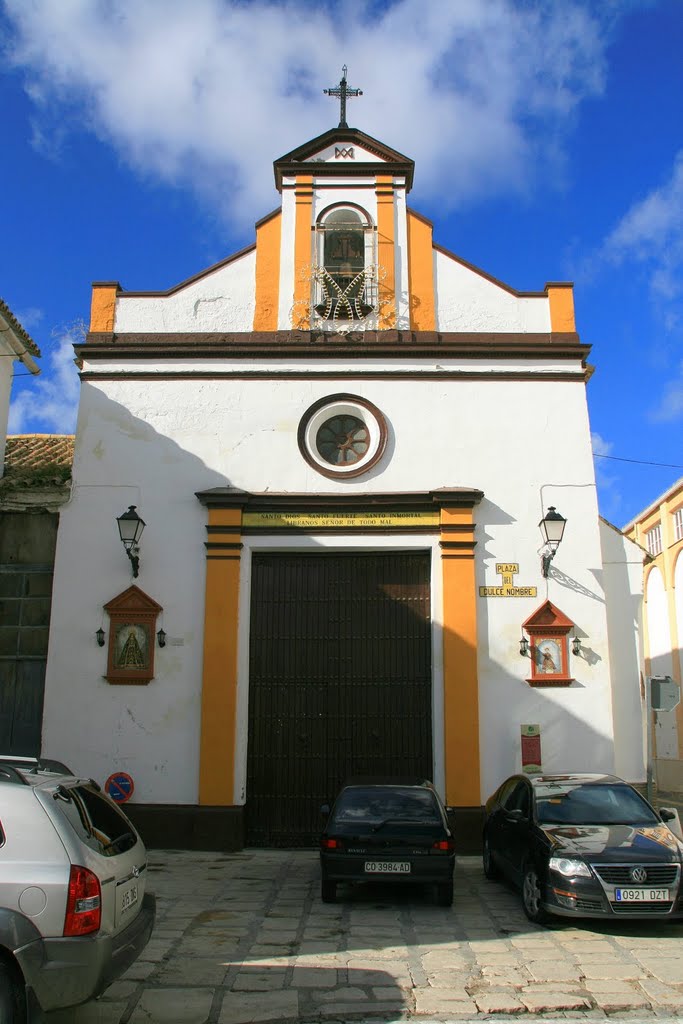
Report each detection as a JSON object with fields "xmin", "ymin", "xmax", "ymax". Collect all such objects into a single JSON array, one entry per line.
[{"xmin": 0, "ymin": 756, "xmax": 155, "ymax": 1021}]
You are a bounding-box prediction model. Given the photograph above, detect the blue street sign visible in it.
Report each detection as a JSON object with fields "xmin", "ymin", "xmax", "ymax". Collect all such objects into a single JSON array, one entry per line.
[{"xmin": 105, "ymin": 772, "xmax": 135, "ymax": 804}]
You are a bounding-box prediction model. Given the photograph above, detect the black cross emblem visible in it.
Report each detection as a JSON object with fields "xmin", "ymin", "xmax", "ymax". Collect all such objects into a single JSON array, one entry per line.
[{"xmin": 324, "ymin": 65, "xmax": 362, "ymax": 128}]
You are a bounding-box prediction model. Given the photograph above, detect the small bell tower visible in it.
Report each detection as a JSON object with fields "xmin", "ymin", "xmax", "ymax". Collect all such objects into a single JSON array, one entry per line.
[{"xmin": 253, "ymin": 68, "xmax": 417, "ymax": 335}]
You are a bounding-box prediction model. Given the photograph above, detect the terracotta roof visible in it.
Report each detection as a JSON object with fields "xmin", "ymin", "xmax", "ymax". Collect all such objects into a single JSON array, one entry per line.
[
  {"xmin": 4, "ymin": 434, "xmax": 74, "ymax": 473},
  {"xmin": 0, "ymin": 298, "xmax": 41, "ymax": 358}
]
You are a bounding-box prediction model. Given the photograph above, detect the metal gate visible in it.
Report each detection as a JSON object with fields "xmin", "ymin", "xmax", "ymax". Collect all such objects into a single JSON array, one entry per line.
[
  {"xmin": 246, "ymin": 551, "xmax": 432, "ymax": 847},
  {"xmin": 0, "ymin": 565, "xmax": 53, "ymax": 756}
]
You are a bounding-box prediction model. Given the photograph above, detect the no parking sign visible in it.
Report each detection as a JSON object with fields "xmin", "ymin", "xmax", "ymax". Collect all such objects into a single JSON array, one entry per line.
[{"xmin": 105, "ymin": 772, "xmax": 135, "ymax": 804}]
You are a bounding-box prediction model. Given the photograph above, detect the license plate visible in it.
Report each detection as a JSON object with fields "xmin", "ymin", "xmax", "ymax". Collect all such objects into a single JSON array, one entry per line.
[
  {"xmin": 117, "ymin": 881, "xmax": 139, "ymax": 922},
  {"xmin": 364, "ymin": 861, "xmax": 411, "ymax": 874},
  {"xmin": 615, "ymin": 888, "xmax": 669, "ymax": 902}
]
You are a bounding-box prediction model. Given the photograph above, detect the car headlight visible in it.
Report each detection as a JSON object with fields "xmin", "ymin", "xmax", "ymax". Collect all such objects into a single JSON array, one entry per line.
[{"xmin": 549, "ymin": 856, "xmax": 591, "ymax": 878}]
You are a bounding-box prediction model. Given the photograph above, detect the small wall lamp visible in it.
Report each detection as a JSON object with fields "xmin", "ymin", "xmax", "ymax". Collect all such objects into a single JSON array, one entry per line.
[
  {"xmin": 539, "ymin": 506, "xmax": 567, "ymax": 578},
  {"xmin": 519, "ymin": 635, "xmax": 530, "ymax": 657},
  {"xmin": 156, "ymin": 628, "xmax": 166, "ymax": 648},
  {"xmin": 95, "ymin": 627, "xmax": 106, "ymax": 647},
  {"xmin": 571, "ymin": 635, "xmax": 582, "ymax": 656},
  {"xmin": 116, "ymin": 505, "xmax": 145, "ymax": 578}
]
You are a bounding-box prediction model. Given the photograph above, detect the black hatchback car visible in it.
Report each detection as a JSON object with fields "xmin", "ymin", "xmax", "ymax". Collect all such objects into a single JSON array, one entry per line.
[
  {"xmin": 320, "ymin": 779, "xmax": 455, "ymax": 905},
  {"xmin": 483, "ymin": 772, "xmax": 683, "ymax": 924}
]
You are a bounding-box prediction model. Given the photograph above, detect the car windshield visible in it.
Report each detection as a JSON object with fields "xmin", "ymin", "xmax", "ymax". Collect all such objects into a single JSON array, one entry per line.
[
  {"xmin": 534, "ymin": 782, "xmax": 659, "ymax": 826},
  {"xmin": 331, "ymin": 786, "xmax": 441, "ymax": 825}
]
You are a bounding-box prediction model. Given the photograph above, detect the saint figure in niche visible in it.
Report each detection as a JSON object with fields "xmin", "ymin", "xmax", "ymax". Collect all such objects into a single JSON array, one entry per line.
[{"xmin": 115, "ymin": 624, "xmax": 148, "ymax": 669}]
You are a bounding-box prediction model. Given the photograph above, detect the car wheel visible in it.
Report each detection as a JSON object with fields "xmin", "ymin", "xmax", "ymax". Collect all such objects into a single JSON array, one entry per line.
[
  {"xmin": 0, "ymin": 961, "xmax": 25, "ymax": 1024},
  {"xmin": 482, "ymin": 833, "xmax": 499, "ymax": 880},
  {"xmin": 321, "ymin": 879, "xmax": 336, "ymax": 903},
  {"xmin": 521, "ymin": 865, "xmax": 549, "ymax": 925},
  {"xmin": 436, "ymin": 880, "xmax": 453, "ymax": 907}
]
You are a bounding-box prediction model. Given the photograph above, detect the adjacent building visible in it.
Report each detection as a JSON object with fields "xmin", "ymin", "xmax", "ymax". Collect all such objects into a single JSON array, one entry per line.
[{"xmin": 625, "ymin": 478, "xmax": 683, "ymax": 788}]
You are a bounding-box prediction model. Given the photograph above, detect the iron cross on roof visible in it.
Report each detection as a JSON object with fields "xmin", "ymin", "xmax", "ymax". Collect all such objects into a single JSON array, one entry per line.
[{"xmin": 324, "ymin": 65, "xmax": 362, "ymax": 128}]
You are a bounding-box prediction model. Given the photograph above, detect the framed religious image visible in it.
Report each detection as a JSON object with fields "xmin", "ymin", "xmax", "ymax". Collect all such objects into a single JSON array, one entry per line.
[
  {"xmin": 533, "ymin": 637, "xmax": 566, "ymax": 677},
  {"xmin": 103, "ymin": 586, "xmax": 162, "ymax": 685},
  {"xmin": 522, "ymin": 600, "xmax": 575, "ymax": 687}
]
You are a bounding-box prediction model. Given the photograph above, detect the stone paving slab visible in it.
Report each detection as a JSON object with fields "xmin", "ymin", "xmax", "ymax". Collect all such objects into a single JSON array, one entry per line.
[{"xmin": 45, "ymin": 850, "xmax": 683, "ymax": 1024}]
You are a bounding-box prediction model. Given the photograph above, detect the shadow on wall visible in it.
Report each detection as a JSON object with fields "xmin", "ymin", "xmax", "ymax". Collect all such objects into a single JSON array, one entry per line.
[{"xmin": 47, "ymin": 388, "xmax": 637, "ymax": 860}]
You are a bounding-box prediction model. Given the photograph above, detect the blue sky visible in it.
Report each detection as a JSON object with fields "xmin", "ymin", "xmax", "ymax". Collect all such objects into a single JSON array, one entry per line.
[{"xmin": 1, "ymin": 0, "xmax": 681, "ymax": 528}]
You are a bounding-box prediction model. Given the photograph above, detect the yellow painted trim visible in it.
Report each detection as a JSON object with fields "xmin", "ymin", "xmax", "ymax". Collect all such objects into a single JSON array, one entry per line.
[
  {"xmin": 407, "ymin": 210, "xmax": 436, "ymax": 331},
  {"xmin": 293, "ymin": 175, "xmax": 314, "ymax": 329},
  {"xmin": 90, "ymin": 284, "xmax": 117, "ymax": 332},
  {"xmin": 199, "ymin": 507, "xmax": 243, "ymax": 805},
  {"xmin": 440, "ymin": 506, "xmax": 480, "ymax": 805},
  {"xmin": 375, "ymin": 175, "xmax": 396, "ymax": 328},
  {"xmin": 547, "ymin": 284, "xmax": 576, "ymax": 332},
  {"xmin": 253, "ymin": 211, "xmax": 281, "ymax": 331}
]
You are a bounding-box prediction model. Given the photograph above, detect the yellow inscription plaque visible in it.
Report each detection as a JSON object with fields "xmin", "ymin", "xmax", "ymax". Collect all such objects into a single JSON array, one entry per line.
[
  {"xmin": 480, "ymin": 562, "xmax": 536, "ymax": 598},
  {"xmin": 243, "ymin": 511, "xmax": 440, "ymax": 529}
]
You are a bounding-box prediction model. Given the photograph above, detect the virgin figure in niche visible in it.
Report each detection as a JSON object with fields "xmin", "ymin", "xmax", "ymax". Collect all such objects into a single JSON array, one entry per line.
[{"xmin": 116, "ymin": 626, "xmax": 146, "ymax": 669}]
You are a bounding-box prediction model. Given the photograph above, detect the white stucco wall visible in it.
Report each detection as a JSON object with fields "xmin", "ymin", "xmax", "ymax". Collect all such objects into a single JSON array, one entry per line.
[
  {"xmin": 113, "ymin": 250, "xmax": 256, "ymax": 333},
  {"xmin": 599, "ymin": 519, "xmax": 646, "ymax": 781},
  {"xmin": 435, "ymin": 251, "xmax": 550, "ymax": 333},
  {"xmin": 43, "ymin": 359, "xmax": 621, "ymax": 806}
]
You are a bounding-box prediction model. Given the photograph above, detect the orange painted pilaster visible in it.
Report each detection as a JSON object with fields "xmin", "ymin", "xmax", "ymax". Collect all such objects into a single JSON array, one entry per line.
[
  {"xmin": 375, "ymin": 174, "xmax": 396, "ymax": 328},
  {"xmin": 440, "ymin": 506, "xmax": 480, "ymax": 806},
  {"xmin": 253, "ymin": 211, "xmax": 281, "ymax": 331},
  {"xmin": 90, "ymin": 283, "xmax": 118, "ymax": 332},
  {"xmin": 199, "ymin": 507, "xmax": 243, "ymax": 805},
  {"xmin": 407, "ymin": 210, "xmax": 436, "ymax": 331},
  {"xmin": 293, "ymin": 175, "xmax": 314, "ymax": 329},
  {"xmin": 547, "ymin": 283, "xmax": 576, "ymax": 332}
]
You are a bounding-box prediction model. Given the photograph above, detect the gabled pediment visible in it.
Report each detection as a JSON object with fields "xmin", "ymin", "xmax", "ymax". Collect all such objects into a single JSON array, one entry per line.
[
  {"xmin": 523, "ymin": 599, "xmax": 574, "ymax": 634},
  {"xmin": 104, "ymin": 585, "xmax": 162, "ymax": 616},
  {"xmin": 274, "ymin": 127, "xmax": 414, "ymax": 192}
]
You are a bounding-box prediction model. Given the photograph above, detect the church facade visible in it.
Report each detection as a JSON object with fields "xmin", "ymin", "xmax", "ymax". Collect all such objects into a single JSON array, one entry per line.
[{"xmin": 42, "ymin": 117, "xmax": 645, "ymax": 848}]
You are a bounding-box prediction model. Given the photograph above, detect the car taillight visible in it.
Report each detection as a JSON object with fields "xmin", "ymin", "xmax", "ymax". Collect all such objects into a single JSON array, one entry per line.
[
  {"xmin": 64, "ymin": 865, "xmax": 101, "ymax": 936},
  {"xmin": 432, "ymin": 839, "xmax": 455, "ymax": 852},
  {"xmin": 321, "ymin": 837, "xmax": 344, "ymax": 850}
]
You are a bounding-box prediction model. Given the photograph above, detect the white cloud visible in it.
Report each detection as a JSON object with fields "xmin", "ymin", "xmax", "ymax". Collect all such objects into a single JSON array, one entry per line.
[
  {"xmin": 592, "ymin": 151, "xmax": 683, "ymax": 421},
  {"xmin": 591, "ymin": 431, "xmax": 621, "ymax": 509},
  {"xmin": 651, "ymin": 361, "xmax": 683, "ymax": 423},
  {"xmin": 591, "ymin": 431, "xmax": 613, "ymax": 458},
  {"xmin": 14, "ymin": 306, "xmax": 44, "ymax": 331},
  {"xmin": 2, "ymin": 0, "xmax": 613, "ymax": 226},
  {"xmin": 9, "ymin": 322, "xmax": 81, "ymax": 433},
  {"xmin": 601, "ymin": 151, "xmax": 683, "ymax": 330}
]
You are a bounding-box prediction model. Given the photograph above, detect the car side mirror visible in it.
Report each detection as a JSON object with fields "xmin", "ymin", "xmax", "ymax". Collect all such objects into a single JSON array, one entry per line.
[{"xmin": 320, "ymin": 803, "xmax": 330, "ymax": 818}]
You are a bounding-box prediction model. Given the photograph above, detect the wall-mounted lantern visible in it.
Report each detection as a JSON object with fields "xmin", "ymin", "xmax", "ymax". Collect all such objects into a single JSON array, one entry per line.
[
  {"xmin": 95, "ymin": 627, "xmax": 106, "ymax": 647},
  {"xmin": 116, "ymin": 506, "xmax": 145, "ymax": 578},
  {"xmin": 539, "ymin": 506, "xmax": 566, "ymax": 577}
]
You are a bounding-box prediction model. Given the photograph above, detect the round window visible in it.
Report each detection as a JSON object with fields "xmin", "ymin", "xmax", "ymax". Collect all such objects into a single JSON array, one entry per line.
[{"xmin": 298, "ymin": 395, "xmax": 387, "ymax": 479}]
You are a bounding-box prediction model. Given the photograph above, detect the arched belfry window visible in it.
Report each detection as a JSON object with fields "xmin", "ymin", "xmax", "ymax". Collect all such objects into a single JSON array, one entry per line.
[{"xmin": 313, "ymin": 206, "xmax": 377, "ymax": 324}]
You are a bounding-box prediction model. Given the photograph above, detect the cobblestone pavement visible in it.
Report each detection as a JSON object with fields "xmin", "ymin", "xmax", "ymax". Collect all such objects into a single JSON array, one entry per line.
[{"xmin": 47, "ymin": 850, "xmax": 683, "ymax": 1024}]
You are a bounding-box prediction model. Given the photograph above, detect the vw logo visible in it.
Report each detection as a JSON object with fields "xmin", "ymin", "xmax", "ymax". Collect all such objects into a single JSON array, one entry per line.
[
  {"xmin": 132, "ymin": 865, "xmax": 140, "ymax": 878},
  {"xmin": 630, "ymin": 866, "xmax": 647, "ymax": 883}
]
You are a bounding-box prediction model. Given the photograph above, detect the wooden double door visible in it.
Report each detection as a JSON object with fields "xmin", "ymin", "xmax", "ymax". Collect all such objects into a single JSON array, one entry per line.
[{"xmin": 246, "ymin": 551, "xmax": 433, "ymax": 846}]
